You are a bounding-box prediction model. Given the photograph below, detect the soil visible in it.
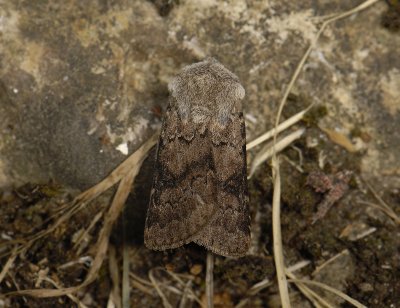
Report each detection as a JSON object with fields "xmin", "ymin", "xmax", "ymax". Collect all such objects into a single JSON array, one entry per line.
[{"xmin": 0, "ymin": 111, "xmax": 399, "ymax": 307}]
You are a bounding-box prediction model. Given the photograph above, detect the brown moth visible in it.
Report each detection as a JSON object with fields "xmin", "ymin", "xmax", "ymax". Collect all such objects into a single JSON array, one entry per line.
[{"xmin": 144, "ymin": 58, "xmax": 250, "ymax": 257}]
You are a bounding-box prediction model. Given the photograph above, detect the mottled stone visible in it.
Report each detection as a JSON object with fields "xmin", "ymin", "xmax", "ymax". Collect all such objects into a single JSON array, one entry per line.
[{"xmin": 0, "ymin": 0, "xmax": 399, "ymax": 192}]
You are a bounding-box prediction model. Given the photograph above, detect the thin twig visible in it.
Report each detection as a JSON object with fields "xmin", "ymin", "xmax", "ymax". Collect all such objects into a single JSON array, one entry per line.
[
  {"xmin": 249, "ymin": 128, "xmax": 305, "ymax": 178},
  {"xmin": 6, "ymin": 138, "xmax": 151, "ymax": 297},
  {"xmin": 130, "ymin": 272, "xmax": 154, "ymax": 287},
  {"xmin": 108, "ymin": 245, "xmax": 121, "ymax": 308},
  {"xmin": 248, "ymin": 278, "xmax": 272, "ymax": 296},
  {"xmin": 362, "ymin": 180, "xmax": 400, "ymax": 224},
  {"xmin": 145, "ymin": 267, "xmax": 203, "ymax": 306},
  {"xmin": 43, "ymin": 277, "xmax": 89, "ymax": 308},
  {"xmin": 148, "ymin": 269, "xmax": 173, "ymax": 308},
  {"xmin": 0, "ymin": 246, "xmax": 18, "ymax": 284},
  {"xmin": 359, "ymin": 201, "xmax": 400, "ymax": 225},
  {"xmin": 271, "ymin": 157, "xmax": 291, "ymax": 308},
  {"xmin": 285, "ymin": 270, "xmax": 333, "ymax": 308},
  {"xmin": 246, "ymin": 103, "xmax": 314, "ymax": 150},
  {"xmin": 122, "ymin": 242, "xmax": 130, "ymax": 308},
  {"xmin": 0, "ymin": 246, "xmax": 18, "ymax": 283},
  {"xmin": 206, "ymin": 251, "xmax": 214, "ymax": 308},
  {"xmin": 312, "ymin": 250, "xmax": 349, "ymax": 277},
  {"xmin": 163, "ymin": 271, "xmax": 203, "ymax": 306},
  {"xmin": 288, "ymin": 278, "xmax": 367, "ymax": 308},
  {"xmin": 75, "ymin": 134, "xmax": 158, "ymax": 204},
  {"xmin": 179, "ymin": 280, "xmax": 193, "ymax": 308},
  {"xmin": 73, "ymin": 211, "xmax": 103, "ymax": 253},
  {"xmin": 130, "ymin": 272, "xmax": 155, "ymax": 295},
  {"xmin": 286, "ymin": 260, "xmax": 311, "ymax": 273}
]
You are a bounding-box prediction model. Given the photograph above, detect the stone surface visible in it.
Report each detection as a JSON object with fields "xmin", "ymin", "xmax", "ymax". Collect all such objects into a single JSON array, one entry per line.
[{"xmin": 0, "ymin": 0, "xmax": 399, "ymax": 192}]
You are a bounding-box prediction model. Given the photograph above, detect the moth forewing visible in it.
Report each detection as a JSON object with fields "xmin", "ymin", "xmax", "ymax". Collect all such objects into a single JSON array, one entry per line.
[{"xmin": 144, "ymin": 58, "xmax": 250, "ymax": 257}]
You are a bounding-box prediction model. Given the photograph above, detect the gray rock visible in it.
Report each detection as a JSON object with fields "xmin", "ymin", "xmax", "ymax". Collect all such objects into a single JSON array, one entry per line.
[{"xmin": 0, "ymin": 0, "xmax": 399, "ymax": 191}]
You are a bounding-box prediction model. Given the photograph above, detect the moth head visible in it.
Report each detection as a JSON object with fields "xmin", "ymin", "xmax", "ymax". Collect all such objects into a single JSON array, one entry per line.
[{"xmin": 168, "ymin": 58, "xmax": 245, "ymax": 123}]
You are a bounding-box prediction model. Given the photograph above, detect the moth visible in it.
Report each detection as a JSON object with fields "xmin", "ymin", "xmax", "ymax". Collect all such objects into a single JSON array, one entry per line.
[{"xmin": 144, "ymin": 58, "xmax": 250, "ymax": 257}]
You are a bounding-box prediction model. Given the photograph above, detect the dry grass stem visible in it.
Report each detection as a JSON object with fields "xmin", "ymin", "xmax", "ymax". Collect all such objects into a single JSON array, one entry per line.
[
  {"xmin": 57, "ymin": 256, "xmax": 93, "ymax": 270},
  {"xmin": 249, "ymin": 128, "xmax": 305, "ymax": 178},
  {"xmin": 286, "ymin": 270, "xmax": 333, "ymax": 308},
  {"xmin": 246, "ymin": 104, "xmax": 314, "ymax": 151},
  {"xmin": 311, "ymin": 250, "xmax": 349, "ymax": 277},
  {"xmin": 131, "ymin": 279, "xmax": 154, "ymax": 296},
  {"xmin": 286, "ymin": 260, "xmax": 311, "ymax": 273},
  {"xmin": 1, "ymin": 135, "xmax": 157, "ymax": 261},
  {"xmin": 234, "ymin": 278, "xmax": 275, "ymax": 308},
  {"xmin": 360, "ymin": 201, "xmax": 400, "ymax": 225},
  {"xmin": 130, "ymin": 273, "xmax": 155, "ymax": 296},
  {"xmin": 248, "ymin": 278, "xmax": 272, "ymax": 296},
  {"xmin": 73, "ymin": 211, "xmax": 103, "ymax": 253},
  {"xmin": 271, "ymin": 157, "xmax": 291, "ymax": 308},
  {"xmin": 281, "ymin": 155, "xmax": 304, "ymax": 173},
  {"xmin": 130, "ymin": 272, "xmax": 154, "ymax": 287},
  {"xmin": 122, "ymin": 242, "xmax": 130, "ymax": 308},
  {"xmin": 146, "ymin": 267, "xmax": 203, "ymax": 308},
  {"xmin": 109, "ymin": 245, "xmax": 122, "ymax": 308},
  {"xmin": 234, "ymin": 298, "xmax": 251, "ymax": 308},
  {"xmin": 133, "ymin": 270, "xmax": 200, "ymax": 301},
  {"xmin": 5, "ymin": 137, "xmax": 151, "ymax": 298},
  {"xmin": 148, "ymin": 269, "xmax": 173, "ymax": 308},
  {"xmin": 206, "ymin": 251, "xmax": 214, "ymax": 308},
  {"xmin": 288, "ymin": 278, "xmax": 367, "ymax": 308},
  {"xmin": 362, "ymin": 180, "xmax": 400, "ymax": 224},
  {"xmin": 236, "ymin": 259, "xmax": 310, "ymax": 307},
  {"xmin": 75, "ymin": 134, "xmax": 158, "ymax": 205},
  {"xmin": 164, "ymin": 272, "xmax": 202, "ymax": 306},
  {"xmin": 43, "ymin": 277, "xmax": 89, "ymax": 308},
  {"xmin": 353, "ymin": 227, "xmax": 377, "ymax": 241},
  {"xmin": 178, "ymin": 280, "xmax": 193, "ymax": 308},
  {"xmin": 0, "ymin": 247, "xmax": 18, "ymax": 285},
  {"xmin": 152, "ymin": 268, "xmax": 203, "ymax": 306}
]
